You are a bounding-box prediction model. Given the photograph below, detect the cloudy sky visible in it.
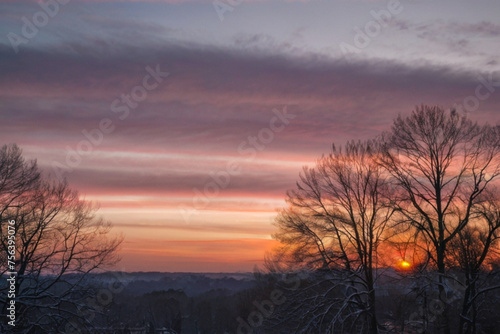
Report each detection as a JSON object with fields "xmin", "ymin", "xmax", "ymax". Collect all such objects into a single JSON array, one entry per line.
[{"xmin": 1, "ymin": 0, "xmax": 499, "ymax": 272}]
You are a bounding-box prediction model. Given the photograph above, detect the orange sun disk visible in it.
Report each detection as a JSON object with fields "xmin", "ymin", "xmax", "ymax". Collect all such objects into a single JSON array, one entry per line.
[{"xmin": 399, "ymin": 260, "xmax": 411, "ymax": 269}]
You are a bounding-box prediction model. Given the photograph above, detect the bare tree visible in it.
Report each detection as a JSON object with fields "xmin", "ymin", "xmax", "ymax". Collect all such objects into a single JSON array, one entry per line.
[
  {"xmin": 271, "ymin": 140, "xmax": 393, "ymax": 333},
  {"xmin": 0, "ymin": 144, "xmax": 40, "ymax": 215},
  {"xmin": 447, "ymin": 190, "xmax": 500, "ymax": 334},
  {"xmin": 0, "ymin": 144, "xmax": 122, "ymax": 333},
  {"xmin": 379, "ymin": 106, "xmax": 500, "ymax": 333}
]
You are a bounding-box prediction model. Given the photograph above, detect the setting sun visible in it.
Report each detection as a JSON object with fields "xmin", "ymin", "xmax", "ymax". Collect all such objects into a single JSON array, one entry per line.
[{"xmin": 398, "ymin": 260, "xmax": 411, "ymax": 270}]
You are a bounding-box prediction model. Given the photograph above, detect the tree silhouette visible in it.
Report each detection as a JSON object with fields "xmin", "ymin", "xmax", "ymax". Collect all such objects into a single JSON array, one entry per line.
[
  {"xmin": 447, "ymin": 192, "xmax": 500, "ymax": 334},
  {"xmin": 272, "ymin": 140, "xmax": 393, "ymax": 333},
  {"xmin": 0, "ymin": 144, "xmax": 122, "ymax": 333},
  {"xmin": 270, "ymin": 106, "xmax": 500, "ymax": 333},
  {"xmin": 379, "ymin": 106, "xmax": 500, "ymax": 333}
]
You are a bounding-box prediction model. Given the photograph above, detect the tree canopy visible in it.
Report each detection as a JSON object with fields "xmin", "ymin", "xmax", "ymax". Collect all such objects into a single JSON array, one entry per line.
[{"xmin": 0, "ymin": 144, "xmax": 122, "ymax": 333}]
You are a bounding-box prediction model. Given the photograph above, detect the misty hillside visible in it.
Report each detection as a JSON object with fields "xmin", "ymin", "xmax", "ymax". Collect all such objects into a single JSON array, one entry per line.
[{"xmin": 88, "ymin": 272, "xmax": 256, "ymax": 296}]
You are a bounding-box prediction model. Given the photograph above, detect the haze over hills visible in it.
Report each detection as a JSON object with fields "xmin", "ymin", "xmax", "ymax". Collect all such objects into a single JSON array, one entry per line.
[
  {"xmin": 55, "ymin": 268, "xmax": 500, "ymax": 333},
  {"xmin": 89, "ymin": 271, "xmax": 256, "ymax": 296},
  {"xmin": 69, "ymin": 268, "xmax": 417, "ymax": 296}
]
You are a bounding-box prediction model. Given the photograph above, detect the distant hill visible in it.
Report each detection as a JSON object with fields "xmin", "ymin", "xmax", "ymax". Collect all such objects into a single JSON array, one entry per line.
[{"xmin": 84, "ymin": 271, "xmax": 256, "ymax": 296}]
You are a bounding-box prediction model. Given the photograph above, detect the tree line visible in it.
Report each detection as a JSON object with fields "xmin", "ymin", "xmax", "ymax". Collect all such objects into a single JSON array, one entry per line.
[{"xmin": 269, "ymin": 105, "xmax": 500, "ymax": 334}]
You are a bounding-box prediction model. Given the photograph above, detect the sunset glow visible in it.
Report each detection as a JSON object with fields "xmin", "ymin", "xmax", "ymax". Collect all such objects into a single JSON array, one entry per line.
[
  {"xmin": 397, "ymin": 260, "xmax": 412, "ymax": 271},
  {"xmin": 1, "ymin": 0, "xmax": 500, "ymax": 273}
]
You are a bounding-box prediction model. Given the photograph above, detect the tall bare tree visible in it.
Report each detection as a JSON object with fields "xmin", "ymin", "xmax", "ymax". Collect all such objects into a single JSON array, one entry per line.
[
  {"xmin": 0, "ymin": 144, "xmax": 122, "ymax": 333},
  {"xmin": 272, "ymin": 140, "xmax": 393, "ymax": 333},
  {"xmin": 379, "ymin": 106, "xmax": 500, "ymax": 333},
  {"xmin": 447, "ymin": 190, "xmax": 500, "ymax": 334}
]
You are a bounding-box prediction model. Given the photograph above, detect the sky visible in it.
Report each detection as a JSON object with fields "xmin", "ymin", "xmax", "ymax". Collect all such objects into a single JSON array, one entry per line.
[{"xmin": 1, "ymin": 0, "xmax": 500, "ymax": 272}]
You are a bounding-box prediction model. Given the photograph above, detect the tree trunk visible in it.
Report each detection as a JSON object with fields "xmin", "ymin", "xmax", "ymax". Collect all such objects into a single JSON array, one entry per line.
[
  {"xmin": 366, "ymin": 273, "xmax": 379, "ymax": 334},
  {"xmin": 437, "ymin": 248, "xmax": 451, "ymax": 334}
]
